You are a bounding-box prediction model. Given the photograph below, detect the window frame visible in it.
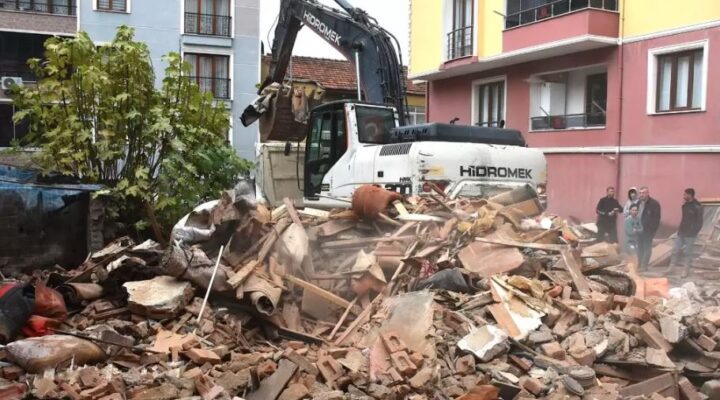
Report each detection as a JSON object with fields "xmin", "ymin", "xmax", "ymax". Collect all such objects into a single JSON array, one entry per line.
[
  {"xmin": 527, "ymin": 64, "xmax": 608, "ymax": 132},
  {"xmin": 407, "ymin": 105, "xmax": 426, "ymax": 125},
  {"xmin": 183, "ymin": 52, "xmax": 231, "ymax": 100},
  {"xmin": 93, "ymin": 0, "xmax": 129, "ymax": 13},
  {"xmin": 183, "ymin": 0, "xmax": 232, "ymax": 37},
  {"xmin": 471, "ymin": 76, "xmax": 506, "ymax": 128},
  {"xmin": 647, "ymin": 40, "xmax": 708, "ymax": 115},
  {"xmin": 444, "ymin": 0, "xmax": 476, "ymax": 60}
]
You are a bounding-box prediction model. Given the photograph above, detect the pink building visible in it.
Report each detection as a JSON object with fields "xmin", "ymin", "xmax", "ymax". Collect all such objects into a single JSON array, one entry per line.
[{"xmin": 410, "ymin": 1, "xmax": 720, "ymax": 234}]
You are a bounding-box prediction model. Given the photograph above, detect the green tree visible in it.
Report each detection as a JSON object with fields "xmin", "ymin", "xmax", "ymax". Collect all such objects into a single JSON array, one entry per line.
[{"xmin": 12, "ymin": 26, "xmax": 252, "ymax": 240}]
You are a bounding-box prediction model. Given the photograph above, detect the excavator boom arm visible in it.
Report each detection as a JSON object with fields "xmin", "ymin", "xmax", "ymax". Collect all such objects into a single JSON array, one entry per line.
[{"xmin": 261, "ymin": 0, "xmax": 407, "ymax": 123}]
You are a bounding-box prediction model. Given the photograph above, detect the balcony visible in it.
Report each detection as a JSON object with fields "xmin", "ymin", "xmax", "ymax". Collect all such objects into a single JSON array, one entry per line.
[
  {"xmin": 446, "ymin": 26, "xmax": 473, "ymax": 60},
  {"xmin": 503, "ymin": 0, "xmax": 618, "ymax": 53},
  {"xmin": 0, "ymin": 0, "xmax": 76, "ymax": 15},
  {"xmin": 184, "ymin": 12, "xmax": 231, "ymax": 37},
  {"xmin": 530, "ymin": 112, "xmax": 606, "ymax": 131},
  {"xmin": 189, "ymin": 76, "xmax": 230, "ymax": 100}
]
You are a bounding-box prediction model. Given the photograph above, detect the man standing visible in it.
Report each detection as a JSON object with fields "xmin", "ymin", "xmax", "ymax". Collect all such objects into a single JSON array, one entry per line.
[
  {"xmin": 637, "ymin": 186, "xmax": 661, "ymax": 269},
  {"xmin": 670, "ymin": 188, "xmax": 703, "ymax": 277},
  {"xmin": 596, "ymin": 186, "xmax": 622, "ymax": 243}
]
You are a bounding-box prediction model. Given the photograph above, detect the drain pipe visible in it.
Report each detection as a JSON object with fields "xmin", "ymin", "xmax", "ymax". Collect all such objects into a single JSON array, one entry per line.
[
  {"xmin": 615, "ymin": 0, "xmax": 626, "ymax": 192},
  {"xmin": 355, "ymin": 50, "xmax": 362, "ymax": 101}
]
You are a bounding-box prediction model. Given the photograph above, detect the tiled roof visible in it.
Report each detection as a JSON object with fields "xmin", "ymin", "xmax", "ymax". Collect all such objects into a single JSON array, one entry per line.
[{"xmin": 263, "ymin": 55, "xmax": 426, "ymax": 95}]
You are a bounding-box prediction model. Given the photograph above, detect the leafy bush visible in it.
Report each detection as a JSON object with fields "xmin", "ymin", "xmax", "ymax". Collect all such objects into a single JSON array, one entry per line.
[{"xmin": 12, "ymin": 26, "xmax": 252, "ymax": 239}]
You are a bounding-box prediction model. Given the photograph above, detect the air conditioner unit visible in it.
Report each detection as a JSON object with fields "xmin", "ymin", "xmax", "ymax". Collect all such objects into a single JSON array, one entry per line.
[{"xmin": 1, "ymin": 76, "xmax": 23, "ymax": 90}]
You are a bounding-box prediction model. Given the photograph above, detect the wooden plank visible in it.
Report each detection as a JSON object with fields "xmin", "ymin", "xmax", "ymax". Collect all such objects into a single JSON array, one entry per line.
[
  {"xmin": 560, "ymin": 248, "xmax": 592, "ymax": 297},
  {"xmin": 285, "ymin": 274, "xmax": 359, "ymax": 315},
  {"xmin": 229, "ymin": 218, "xmax": 292, "ymax": 287},
  {"xmin": 649, "ymin": 240, "xmax": 674, "ymax": 267},
  {"xmin": 316, "ymin": 219, "xmax": 356, "ymax": 237},
  {"xmin": 392, "ymin": 200, "xmax": 409, "ymax": 215},
  {"xmin": 488, "ymin": 303, "xmax": 522, "ymax": 339},
  {"xmin": 458, "ymin": 239, "xmax": 525, "ymax": 277},
  {"xmin": 283, "ymin": 198, "xmax": 303, "ymax": 226},
  {"xmin": 321, "ymin": 235, "xmax": 417, "ymax": 250},
  {"xmin": 246, "ymin": 359, "xmax": 298, "ymax": 400},
  {"xmin": 618, "ymin": 372, "xmax": 678, "ymax": 399},
  {"xmin": 474, "ymin": 237, "xmax": 566, "ymax": 252}
]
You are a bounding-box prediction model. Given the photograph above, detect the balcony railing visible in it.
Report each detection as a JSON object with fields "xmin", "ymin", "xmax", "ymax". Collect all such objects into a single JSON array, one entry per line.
[
  {"xmin": 446, "ymin": 26, "xmax": 473, "ymax": 60},
  {"xmin": 189, "ymin": 76, "xmax": 230, "ymax": 99},
  {"xmin": 0, "ymin": 0, "xmax": 76, "ymax": 15},
  {"xmin": 184, "ymin": 12, "xmax": 231, "ymax": 37},
  {"xmin": 530, "ymin": 112, "xmax": 605, "ymax": 130},
  {"xmin": 505, "ymin": 0, "xmax": 617, "ymax": 29}
]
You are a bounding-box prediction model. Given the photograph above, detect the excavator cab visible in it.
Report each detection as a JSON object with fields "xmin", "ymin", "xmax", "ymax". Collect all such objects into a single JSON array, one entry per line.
[
  {"xmin": 303, "ymin": 101, "xmax": 398, "ymax": 197},
  {"xmin": 304, "ymin": 102, "xmax": 348, "ymax": 197}
]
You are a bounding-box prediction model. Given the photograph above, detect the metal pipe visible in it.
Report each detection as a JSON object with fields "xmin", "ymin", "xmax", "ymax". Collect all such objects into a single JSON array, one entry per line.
[{"xmin": 355, "ymin": 50, "xmax": 361, "ymax": 101}]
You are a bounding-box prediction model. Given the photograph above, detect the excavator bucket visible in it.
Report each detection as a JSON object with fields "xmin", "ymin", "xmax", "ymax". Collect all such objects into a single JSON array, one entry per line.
[{"xmin": 258, "ymin": 85, "xmax": 319, "ymax": 142}]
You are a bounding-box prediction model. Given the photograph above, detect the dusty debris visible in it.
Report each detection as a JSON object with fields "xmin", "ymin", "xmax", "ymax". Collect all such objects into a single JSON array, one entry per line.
[{"xmin": 0, "ymin": 185, "xmax": 717, "ymax": 399}]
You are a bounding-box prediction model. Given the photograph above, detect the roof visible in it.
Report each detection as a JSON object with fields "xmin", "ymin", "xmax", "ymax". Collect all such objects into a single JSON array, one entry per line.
[{"xmin": 263, "ymin": 55, "xmax": 426, "ymax": 95}]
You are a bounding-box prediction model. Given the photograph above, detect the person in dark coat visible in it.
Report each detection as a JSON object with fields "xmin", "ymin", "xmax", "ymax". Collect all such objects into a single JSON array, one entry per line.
[
  {"xmin": 670, "ymin": 188, "xmax": 703, "ymax": 277},
  {"xmin": 595, "ymin": 186, "xmax": 622, "ymax": 243},
  {"xmin": 637, "ymin": 186, "xmax": 661, "ymax": 269}
]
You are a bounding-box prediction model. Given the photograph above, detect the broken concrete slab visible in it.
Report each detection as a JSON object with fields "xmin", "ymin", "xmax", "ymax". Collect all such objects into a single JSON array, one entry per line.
[
  {"xmin": 457, "ymin": 325, "xmax": 509, "ymax": 362},
  {"xmin": 123, "ymin": 276, "xmax": 194, "ymax": 319}
]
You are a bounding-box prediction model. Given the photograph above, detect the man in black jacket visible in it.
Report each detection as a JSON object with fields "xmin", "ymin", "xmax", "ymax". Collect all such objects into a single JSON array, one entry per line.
[
  {"xmin": 670, "ymin": 188, "xmax": 703, "ymax": 277},
  {"xmin": 637, "ymin": 186, "xmax": 661, "ymax": 270},
  {"xmin": 595, "ymin": 186, "xmax": 622, "ymax": 243}
]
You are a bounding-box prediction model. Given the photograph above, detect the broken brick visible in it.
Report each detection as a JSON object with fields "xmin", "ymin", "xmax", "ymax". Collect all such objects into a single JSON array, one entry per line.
[
  {"xmin": 520, "ymin": 376, "xmax": 544, "ymax": 396},
  {"xmin": 540, "ymin": 342, "xmax": 566, "ymax": 360},
  {"xmin": 185, "ymin": 348, "xmax": 221, "ymax": 365},
  {"xmin": 455, "ymin": 354, "xmax": 475, "ymax": 375},
  {"xmin": 697, "ymin": 335, "xmax": 717, "ymax": 352},
  {"xmin": 639, "ymin": 322, "xmax": 673, "ymax": 353},
  {"xmin": 381, "ymin": 331, "xmax": 408, "ymax": 354},
  {"xmin": 317, "ymin": 356, "xmax": 343, "ymax": 388},
  {"xmin": 390, "ymin": 351, "xmax": 417, "ymax": 376}
]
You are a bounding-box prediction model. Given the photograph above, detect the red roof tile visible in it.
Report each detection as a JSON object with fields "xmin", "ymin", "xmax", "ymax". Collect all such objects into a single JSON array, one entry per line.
[{"xmin": 263, "ymin": 55, "xmax": 426, "ymax": 95}]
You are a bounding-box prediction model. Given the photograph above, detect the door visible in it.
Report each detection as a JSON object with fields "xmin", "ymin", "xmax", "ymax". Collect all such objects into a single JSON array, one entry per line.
[{"xmin": 304, "ymin": 106, "xmax": 348, "ymax": 197}]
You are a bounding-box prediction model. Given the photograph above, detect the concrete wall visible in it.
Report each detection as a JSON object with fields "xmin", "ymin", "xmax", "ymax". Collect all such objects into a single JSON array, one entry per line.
[
  {"xmin": 78, "ymin": 0, "xmax": 260, "ymax": 161},
  {"xmin": 0, "ymin": 10, "xmax": 76, "ymax": 35}
]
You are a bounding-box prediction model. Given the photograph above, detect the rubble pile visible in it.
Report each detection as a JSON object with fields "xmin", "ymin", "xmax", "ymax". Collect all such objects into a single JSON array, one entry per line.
[{"xmin": 1, "ymin": 184, "xmax": 720, "ymax": 400}]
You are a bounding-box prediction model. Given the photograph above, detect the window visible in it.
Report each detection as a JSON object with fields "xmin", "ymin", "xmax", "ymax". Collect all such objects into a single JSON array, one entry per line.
[
  {"xmin": 474, "ymin": 80, "xmax": 505, "ymax": 127},
  {"xmin": 184, "ymin": 53, "xmax": 230, "ymax": 99},
  {"xmin": 447, "ymin": 0, "xmax": 473, "ymax": 59},
  {"xmin": 655, "ymin": 49, "xmax": 703, "ymax": 112},
  {"xmin": 408, "ymin": 106, "xmax": 426, "ymax": 125},
  {"xmin": 529, "ymin": 67, "xmax": 607, "ymax": 131},
  {"xmin": 505, "ymin": 0, "xmax": 618, "ymax": 29},
  {"xmin": 185, "ymin": 0, "xmax": 231, "ymax": 37},
  {"xmin": 585, "ymin": 73, "xmax": 607, "ymax": 126},
  {"xmin": 96, "ymin": 0, "xmax": 126, "ymax": 12},
  {"xmin": 356, "ymin": 106, "xmax": 396, "ymax": 144},
  {"xmin": 2, "ymin": 0, "xmax": 76, "ymax": 15}
]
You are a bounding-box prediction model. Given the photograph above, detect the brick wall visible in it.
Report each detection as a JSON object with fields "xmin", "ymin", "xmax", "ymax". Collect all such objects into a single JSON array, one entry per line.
[{"xmin": 0, "ymin": 10, "xmax": 75, "ymax": 35}]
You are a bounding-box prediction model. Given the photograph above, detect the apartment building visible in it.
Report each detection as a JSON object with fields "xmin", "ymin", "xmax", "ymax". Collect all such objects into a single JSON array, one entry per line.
[
  {"xmin": 409, "ymin": 0, "xmax": 720, "ymax": 231},
  {"xmin": 0, "ymin": 0, "xmax": 77, "ymax": 147},
  {"xmin": 0, "ymin": 0, "xmax": 260, "ymax": 161}
]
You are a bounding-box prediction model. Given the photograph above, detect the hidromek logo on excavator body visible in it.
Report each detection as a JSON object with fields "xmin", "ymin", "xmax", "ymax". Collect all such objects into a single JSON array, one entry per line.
[{"xmin": 303, "ymin": 11, "xmax": 342, "ymax": 46}]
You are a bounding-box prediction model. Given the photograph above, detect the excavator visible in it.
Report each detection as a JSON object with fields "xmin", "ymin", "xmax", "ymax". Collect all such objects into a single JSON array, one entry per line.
[{"xmin": 242, "ymin": 0, "xmax": 547, "ymax": 209}]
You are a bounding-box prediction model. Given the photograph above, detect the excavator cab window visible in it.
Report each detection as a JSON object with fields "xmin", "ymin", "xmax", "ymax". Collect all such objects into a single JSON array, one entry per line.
[
  {"xmin": 304, "ymin": 105, "xmax": 348, "ymax": 196},
  {"xmin": 356, "ymin": 106, "xmax": 396, "ymax": 144}
]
